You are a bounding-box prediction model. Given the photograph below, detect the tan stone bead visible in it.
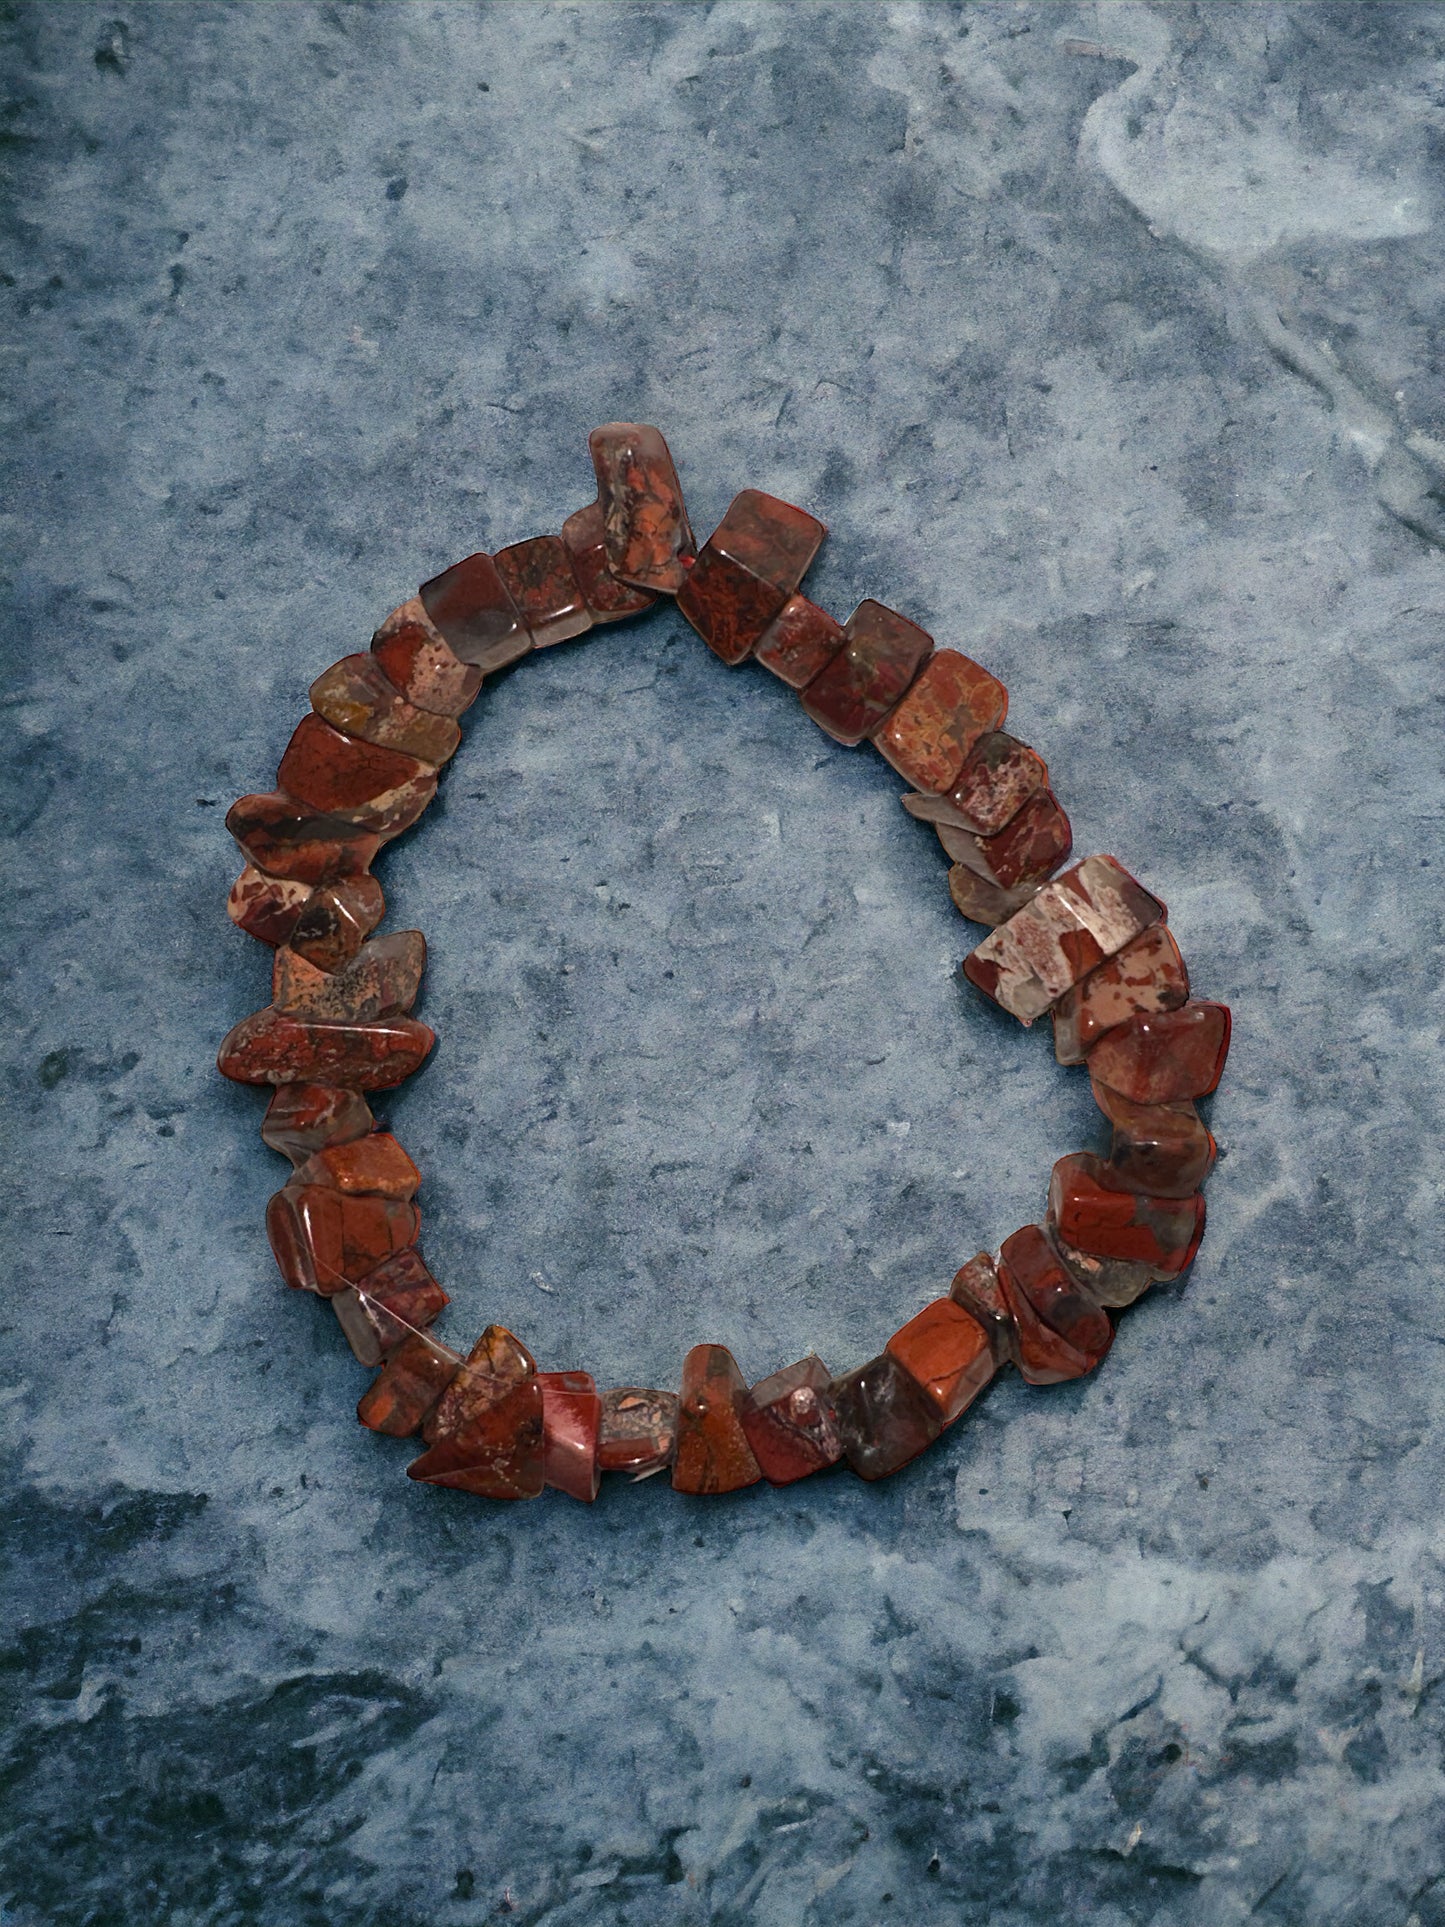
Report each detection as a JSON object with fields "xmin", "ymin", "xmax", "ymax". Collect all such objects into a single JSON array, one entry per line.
[
  {"xmin": 310, "ymin": 654, "xmax": 462, "ymax": 766},
  {"xmin": 272, "ymin": 932, "xmax": 426, "ymax": 1023}
]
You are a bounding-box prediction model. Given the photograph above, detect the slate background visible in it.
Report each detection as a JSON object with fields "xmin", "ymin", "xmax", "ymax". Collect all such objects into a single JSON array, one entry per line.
[{"xmin": 4, "ymin": 3, "xmax": 1444, "ymax": 1922}]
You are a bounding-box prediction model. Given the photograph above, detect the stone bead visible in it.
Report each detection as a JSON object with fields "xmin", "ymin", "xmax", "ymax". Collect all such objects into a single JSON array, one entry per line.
[
  {"xmin": 266, "ymin": 1183, "xmax": 419, "ymax": 1295},
  {"xmin": 309, "ymin": 654, "xmax": 462, "ymax": 767},
  {"xmin": 949, "ymin": 1251, "xmax": 1019, "ymax": 1366},
  {"xmin": 418, "ymin": 551, "xmax": 531, "ymax": 671},
  {"xmin": 996, "ymin": 1225, "xmax": 1113, "ymax": 1384},
  {"xmin": 672, "ymin": 1344, "xmax": 763, "ymax": 1495},
  {"xmin": 272, "ymin": 931, "xmax": 426, "ymax": 1023},
  {"xmin": 677, "ymin": 490, "xmax": 826, "ymax": 665},
  {"xmin": 831, "ymin": 1352, "xmax": 942, "ymax": 1481},
  {"xmin": 371, "ymin": 599, "xmax": 484, "ymax": 717},
  {"xmin": 1051, "ymin": 1238, "xmax": 1155, "ymax": 1310},
  {"xmin": 538, "ymin": 1370, "xmax": 603, "ymax": 1503},
  {"xmin": 294, "ymin": 1132, "xmax": 421, "ymax": 1199},
  {"xmin": 753, "ymin": 593, "xmax": 846, "ymax": 688},
  {"xmin": 560, "ymin": 501, "xmax": 658, "ymax": 621},
  {"xmin": 938, "ymin": 788, "xmax": 1072, "ymax": 890},
  {"xmin": 333, "ymin": 1247, "xmax": 449, "ymax": 1365},
  {"xmin": 217, "ymin": 1008, "xmax": 435, "ymax": 1089},
  {"xmin": 874, "ymin": 650, "xmax": 1008, "ymax": 793},
  {"xmin": 885, "ymin": 1297, "xmax": 995, "ymax": 1425},
  {"xmin": 1053, "ymin": 925, "xmax": 1189, "ymax": 1066},
  {"xmin": 1087, "ymin": 1001, "xmax": 1232, "ymax": 1104},
  {"xmin": 963, "ymin": 855, "xmax": 1165, "ymax": 1025},
  {"xmin": 801, "ymin": 600, "xmax": 933, "ymax": 746},
  {"xmin": 228, "ymin": 865, "xmax": 312, "ymax": 946},
  {"xmin": 597, "ymin": 1387, "xmax": 679, "ymax": 1476},
  {"xmin": 931, "ymin": 732, "xmax": 1049, "ymax": 835},
  {"xmin": 947, "ymin": 865, "xmax": 1041, "ymax": 927},
  {"xmin": 1049, "ymin": 1153, "xmax": 1205, "ymax": 1277},
  {"xmin": 740, "ymin": 1355, "xmax": 843, "ymax": 1485},
  {"xmin": 226, "ymin": 792, "xmax": 381, "ymax": 885},
  {"xmin": 1091, "ymin": 1082, "xmax": 1217, "ymax": 1196},
  {"xmin": 424, "ymin": 1324, "xmax": 537, "ymax": 1445},
  {"xmin": 261, "ymin": 1083, "xmax": 374, "ymax": 1164},
  {"xmin": 288, "ymin": 876, "xmax": 386, "ymax": 973},
  {"xmin": 357, "ymin": 1332, "xmax": 462, "ymax": 1437},
  {"xmin": 277, "ymin": 714, "xmax": 438, "ymax": 839},
  {"xmin": 409, "ymin": 1325, "xmax": 544, "ymax": 1500},
  {"xmin": 588, "ymin": 422, "xmax": 695, "ymax": 593},
  {"xmin": 493, "ymin": 535, "xmax": 593, "ymax": 648}
]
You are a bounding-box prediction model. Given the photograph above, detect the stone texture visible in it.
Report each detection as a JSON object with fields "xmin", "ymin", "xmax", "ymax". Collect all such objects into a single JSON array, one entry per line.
[
  {"xmin": 287, "ymin": 876, "xmax": 387, "ymax": 972},
  {"xmin": 408, "ymin": 1325, "xmax": 545, "ymax": 1501},
  {"xmin": 265, "ymin": 1183, "xmax": 419, "ymax": 1296},
  {"xmin": 937, "ymin": 786, "xmax": 1072, "ymax": 889},
  {"xmin": 418, "ymin": 551, "xmax": 531, "ymax": 671},
  {"xmin": 677, "ymin": 488, "xmax": 826, "ymax": 665},
  {"xmin": 739, "ymin": 1354, "xmax": 843, "ymax": 1485},
  {"xmin": 831, "ymin": 1351, "xmax": 942, "ymax": 1481},
  {"xmin": 217, "ymin": 1008, "xmax": 435, "ymax": 1089},
  {"xmin": 752, "ymin": 592, "xmax": 847, "ymax": 688},
  {"xmin": 1049, "ymin": 1152, "xmax": 1206, "ymax": 1277},
  {"xmin": 493, "ymin": 534, "xmax": 593, "ymax": 648},
  {"xmin": 422, "ymin": 1324, "xmax": 537, "ymax": 1445},
  {"xmin": 885, "ymin": 1296, "xmax": 995, "ymax": 1424},
  {"xmin": 225, "ymin": 791, "xmax": 381, "ymax": 885},
  {"xmin": 294, "ymin": 1132, "xmax": 421, "ymax": 1200},
  {"xmin": 356, "ymin": 1332, "xmax": 461, "ymax": 1438},
  {"xmin": 371, "ymin": 599, "xmax": 484, "ymax": 717},
  {"xmin": 964, "ymin": 854, "xmax": 1166, "ymax": 1023},
  {"xmin": 309, "ymin": 653, "xmax": 462, "ymax": 765},
  {"xmin": 559, "ymin": 501, "xmax": 659, "ymax": 622},
  {"xmin": 946, "ymin": 864, "xmax": 1041, "ymax": 927},
  {"xmin": 800, "ymin": 599, "xmax": 933, "ymax": 745},
  {"xmin": 671, "ymin": 1344, "xmax": 762, "ymax": 1494},
  {"xmin": 908, "ymin": 731, "xmax": 1047, "ymax": 835},
  {"xmin": 332, "ymin": 1247, "xmax": 449, "ymax": 1365},
  {"xmin": 260, "ymin": 1082, "xmax": 375, "ymax": 1165},
  {"xmin": 596, "ymin": 1387, "xmax": 679, "ymax": 1477},
  {"xmin": 272, "ymin": 931, "xmax": 426, "ymax": 1023},
  {"xmin": 949, "ymin": 1252, "xmax": 1020, "ymax": 1367},
  {"xmin": 277, "ymin": 713, "xmax": 438, "ymax": 838},
  {"xmin": 588, "ymin": 422, "xmax": 695, "ymax": 593},
  {"xmin": 226, "ymin": 863, "xmax": 312, "ymax": 946},
  {"xmin": 1087, "ymin": 1000, "xmax": 1233, "ymax": 1103},
  {"xmin": 538, "ymin": 1370, "xmax": 603, "ymax": 1502},
  {"xmin": 1050, "ymin": 1237, "xmax": 1156, "ymax": 1311},
  {"xmin": 1053, "ymin": 923, "xmax": 1190, "ymax": 1065},
  {"xmin": 1092, "ymin": 1082, "xmax": 1218, "ymax": 1196},
  {"xmin": 874, "ymin": 649, "xmax": 1008, "ymax": 792},
  {"xmin": 996, "ymin": 1225, "xmax": 1114, "ymax": 1385}
]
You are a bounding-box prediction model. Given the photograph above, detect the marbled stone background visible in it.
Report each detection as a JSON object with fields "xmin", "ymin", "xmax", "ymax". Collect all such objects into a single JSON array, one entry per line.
[{"xmin": 4, "ymin": 2, "xmax": 1444, "ymax": 1921}]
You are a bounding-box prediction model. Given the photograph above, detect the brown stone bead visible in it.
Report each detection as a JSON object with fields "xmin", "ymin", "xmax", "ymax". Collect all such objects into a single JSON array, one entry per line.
[
  {"xmin": 357, "ymin": 1331, "xmax": 461, "ymax": 1436},
  {"xmin": 266, "ymin": 1183, "xmax": 419, "ymax": 1295},
  {"xmin": 310, "ymin": 654, "xmax": 462, "ymax": 766},
  {"xmin": 597, "ymin": 1387, "xmax": 679, "ymax": 1476},
  {"xmin": 964, "ymin": 855, "xmax": 1166, "ymax": 1025},
  {"xmin": 538, "ymin": 1370, "xmax": 603, "ymax": 1502},
  {"xmin": 938, "ymin": 788, "xmax": 1072, "ymax": 891},
  {"xmin": 493, "ymin": 534, "xmax": 593, "ymax": 648},
  {"xmin": 410, "ymin": 1325, "xmax": 544, "ymax": 1500},
  {"xmin": 886, "ymin": 1298, "xmax": 995, "ymax": 1425},
  {"xmin": 418, "ymin": 551, "xmax": 531, "ymax": 671},
  {"xmin": 1049, "ymin": 1153, "xmax": 1205, "ymax": 1276},
  {"xmin": 875, "ymin": 650, "xmax": 1007, "ymax": 793},
  {"xmin": 227, "ymin": 865, "xmax": 312, "ymax": 946},
  {"xmin": 261, "ymin": 1083, "xmax": 374, "ymax": 1164},
  {"xmin": 946, "ymin": 865, "xmax": 1042, "ymax": 928},
  {"xmin": 218, "ymin": 1008, "xmax": 435, "ymax": 1089},
  {"xmin": 672, "ymin": 1344, "xmax": 763, "ymax": 1495},
  {"xmin": 334, "ymin": 1247, "xmax": 448, "ymax": 1364},
  {"xmin": 932, "ymin": 732, "xmax": 1049, "ymax": 835},
  {"xmin": 287, "ymin": 877, "xmax": 386, "ymax": 973},
  {"xmin": 1087, "ymin": 1001, "xmax": 1232, "ymax": 1104},
  {"xmin": 801, "ymin": 600, "xmax": 933, "ymax": 746},
  {"xmin": 277, "ymin": 714, "xmax": 438, "ymax": 839},
  {"xmin": 1050, "ymin": 1237, "xmax": 1155, "ymax": 1310},
  {"xmin": 740, "ymin": 1355, "xmax": 843, "ymax": 1486},
  {"xmin": 272, "ymin": 931, "xmax": 426, "ymax": 1024},
  {"xmin": 997, "ymin": 1226, "xmax": 1113, "ymax": 1384},
  {"xmin": 1091, "ymin": 1082, "xmax": 1217, "ymax": 1196},
  {"xmin": 753, "ymin": 593, "xmax": 847, "ymax": 688},
  {"xmin": 831, "ymin": 1352, "xmax": 942, "ymax": 1481},
  {"xmin": 371, "ymin": 599, "xmax": 484, "ymax": 717},
  {"xmin": 424, "ymin": 1324, "xmax": 537, "ymax": 1445},
  {"xmin": 677, "ymin": 490, "xmax": 827, "ymax": 665},
  {"xmin": 589, "ymin": 422, "xmax": 695, "ymax": 593},
  {"xmin": 559, "ymin": 501, "xmax": 659, "ymax": 622},
  {"xmin": 295, "ymin": 1132, "xmax": 421, "ymax": 1200},
  {"xmin": 226, "ymin": 792, "xmax": 381, "ymax": 886},
  {"xmin": 1053, "ymin": 925, "xmax": 1189, "ymax": 1066},
  {"xmin": 949, "ymin": 1252, "xmax": 1020, "ymax": 1366}
]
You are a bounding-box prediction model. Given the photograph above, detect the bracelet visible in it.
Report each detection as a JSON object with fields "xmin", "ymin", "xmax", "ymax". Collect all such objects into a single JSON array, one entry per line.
[{"xmin": 218, "ymin": 423, "xmax": 1230, "ymax": 1504}]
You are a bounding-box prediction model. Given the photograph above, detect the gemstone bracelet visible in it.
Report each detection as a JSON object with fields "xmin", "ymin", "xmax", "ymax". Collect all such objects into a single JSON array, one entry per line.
[{"xmin": 218, "ymin": 423, "xmax": 1230, "ymax": 1503}]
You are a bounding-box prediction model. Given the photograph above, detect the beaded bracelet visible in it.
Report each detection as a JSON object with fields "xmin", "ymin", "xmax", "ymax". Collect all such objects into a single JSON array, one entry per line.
[{"xmin": 218, "ymin": 423, "xmax": 1230, "ymax": 1503}]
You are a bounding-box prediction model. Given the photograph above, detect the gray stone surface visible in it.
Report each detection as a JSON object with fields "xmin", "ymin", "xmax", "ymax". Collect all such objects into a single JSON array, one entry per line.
[{"xmin": 3, "ymin": 2, "xmax": 1444, "ymax": 1920}]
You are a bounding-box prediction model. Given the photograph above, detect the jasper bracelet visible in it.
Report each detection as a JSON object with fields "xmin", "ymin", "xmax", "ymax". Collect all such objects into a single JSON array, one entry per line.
[{"xmin": 218, "ymin": 423, "xmax": 1230, "ymax": 1503}]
